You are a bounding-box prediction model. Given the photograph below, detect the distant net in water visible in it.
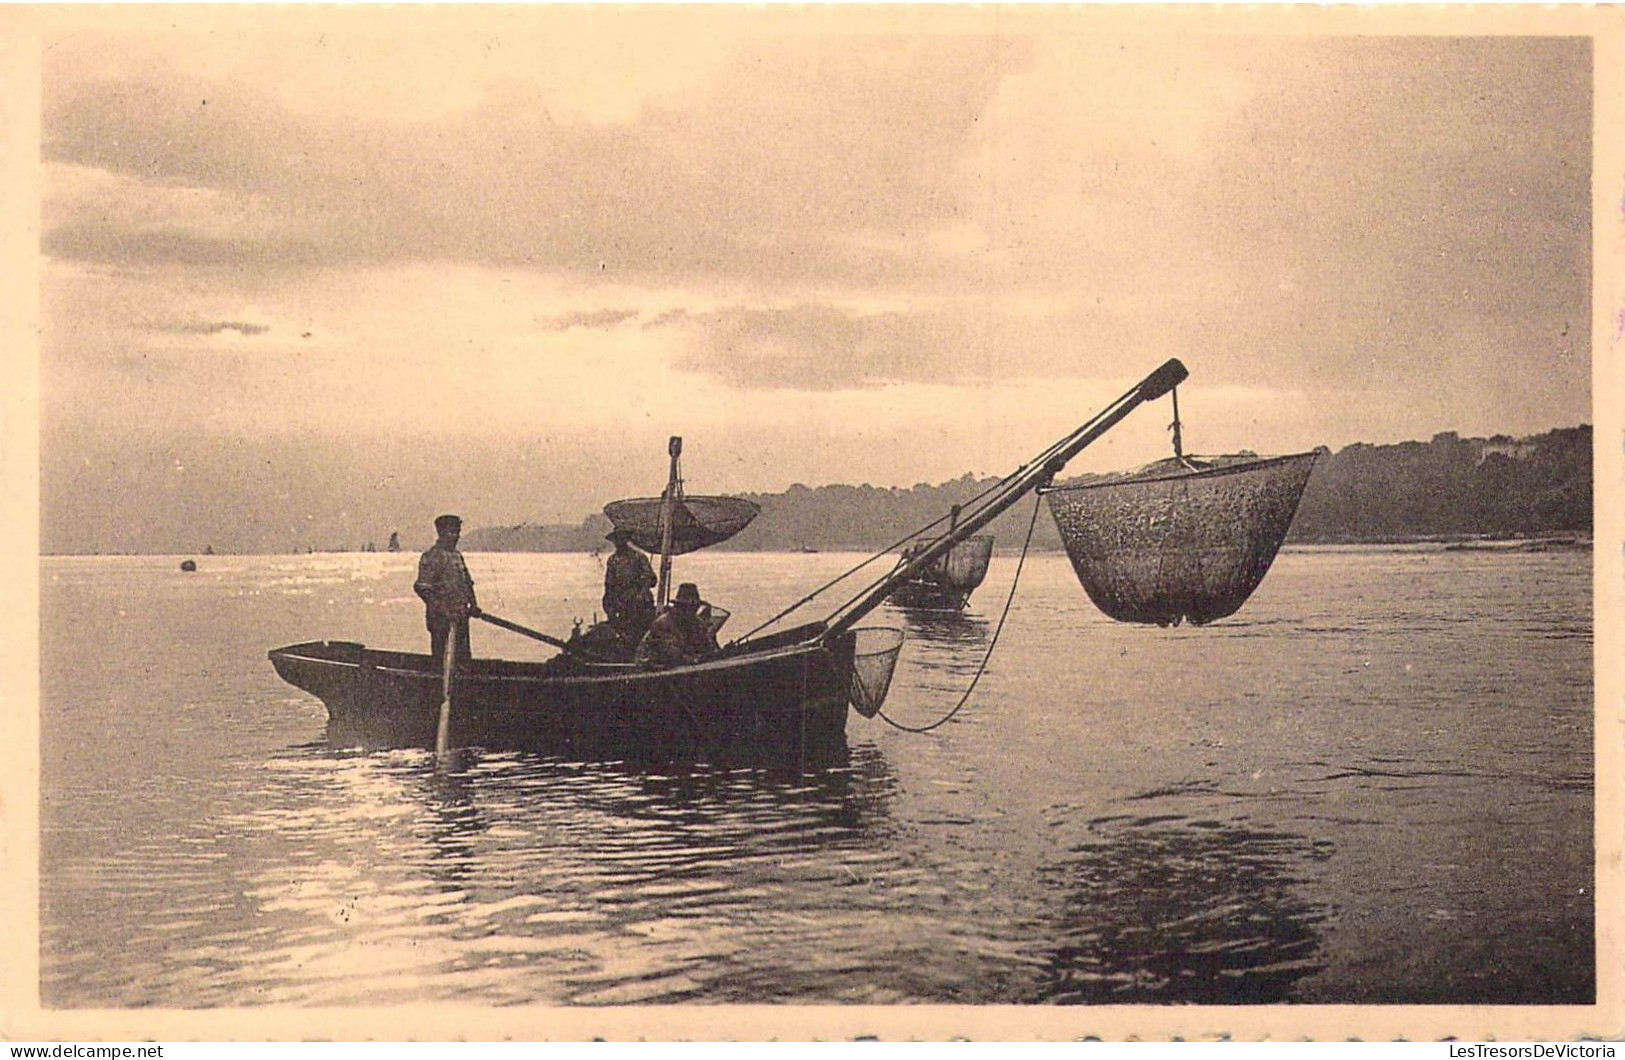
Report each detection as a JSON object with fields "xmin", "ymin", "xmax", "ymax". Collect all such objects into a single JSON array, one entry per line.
[
  {"xmin": 890, "ymin": 534, "xmax": 996, "ymax": 610},
  {"xmin": 1044, "ymin": 452, "xmax": 1318, "ymax": 627},
  {"xmin": 935, "ymin": 535, "xmax": 995, "ymax": 593},
  {"xmin": 848, "ymin": 626, "xmax": 905, "ymax": 718}
]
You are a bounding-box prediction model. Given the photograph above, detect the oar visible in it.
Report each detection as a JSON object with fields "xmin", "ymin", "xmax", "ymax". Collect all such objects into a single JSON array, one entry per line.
[
  {"xmin": 474, "ymin": 611, "xmax": 617, "ymax": 663},
  {"xmin": 436, "ymin": 623, "xmax": 457, "ymax": 756},
  {"xmin": 474, "ymin": 611, "xmax": 574, "ymax": 651}
]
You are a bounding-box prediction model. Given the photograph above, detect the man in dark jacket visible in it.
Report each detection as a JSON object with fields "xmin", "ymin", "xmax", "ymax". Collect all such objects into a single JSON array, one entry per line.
[
  {"xmin": 635, "ymin": 582, "xmax": 719, "ymax": 668},
  {"xmin": 602, "ymin": 529, "xmax": 657, "ymax": 644},
  {"xmin": 414, "ymin": 514, "xmax": 480, "ymax": 663}
]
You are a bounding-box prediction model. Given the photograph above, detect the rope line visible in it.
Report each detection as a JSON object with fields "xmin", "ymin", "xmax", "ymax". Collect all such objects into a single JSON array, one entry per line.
[
  {"xmin": 876, "ymin": 491, "xmax": 1044, "ymax": 734},
  {"xmin": 733, "ymin": 470, "xmax": 1023, "ymax": 644}
]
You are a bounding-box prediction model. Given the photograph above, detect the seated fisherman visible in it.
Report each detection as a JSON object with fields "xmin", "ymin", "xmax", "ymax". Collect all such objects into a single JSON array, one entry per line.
[{"xmin": 634, "ymin": 582, "xmax": 720, "ymax": 668}]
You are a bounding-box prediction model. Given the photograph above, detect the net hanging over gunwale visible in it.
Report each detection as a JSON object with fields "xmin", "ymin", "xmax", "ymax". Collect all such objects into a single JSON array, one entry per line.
[
  {"xmin": 1044, "ymin": 451, "xmax": 1318, "ymax": 627},
  {"xmin": 848, "ymin": 626, "xmax": 905, "ymax": 718}
]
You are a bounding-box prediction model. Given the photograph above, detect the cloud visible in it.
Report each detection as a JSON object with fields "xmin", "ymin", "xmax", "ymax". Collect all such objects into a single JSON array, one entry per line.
[
  {"xmin": 651, "ymin": 302, "xmax": 1130, "ymax": 390},
  {"xmin": 164, "ymin": 320, "xmax": 271, "ymax": 337},
  {"xmin": 655, "ymin": 305, "xmax": 930, "ymax": 390},
  {"xmin": 534, "ymin": 308, "xmax": 639, "ymax": 332},
  {"xmin": 42, "ymin": 34, "xmax": 1018, "ymax": 284},
  {"xmin": 35, "ymin": 25, "xmax": 1595, "ymax": 555},
  {"xmin": 41, "ymin": 33, "xmax": 1589, "ymax": 392}
]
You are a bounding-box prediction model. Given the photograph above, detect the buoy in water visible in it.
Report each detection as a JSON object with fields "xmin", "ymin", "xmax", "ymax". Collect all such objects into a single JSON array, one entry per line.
[{"xmin": 180, "ymin": 559, "xmax": 197, "ymax": 572}]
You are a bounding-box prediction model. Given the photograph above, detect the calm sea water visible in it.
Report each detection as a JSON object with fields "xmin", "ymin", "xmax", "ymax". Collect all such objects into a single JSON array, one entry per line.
[{"xmin": 40, "ymin": 546, "xmax": 1593, "ymax": 1007}]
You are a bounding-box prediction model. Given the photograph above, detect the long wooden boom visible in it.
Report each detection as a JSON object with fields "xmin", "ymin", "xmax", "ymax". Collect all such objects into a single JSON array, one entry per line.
[{"xmin": 823, "ymin": 358, "xmax": 1188, "ymax": 639}]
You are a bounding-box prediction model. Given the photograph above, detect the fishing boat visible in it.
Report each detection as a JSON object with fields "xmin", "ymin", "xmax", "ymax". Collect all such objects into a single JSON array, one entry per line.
[
  {"xmin": 269, "ymin": 358, "xmax": 1191, "ymax": 767},
  {"xmin": 887, "ymin": 524, "xmax": 995, "ymax": 612}
]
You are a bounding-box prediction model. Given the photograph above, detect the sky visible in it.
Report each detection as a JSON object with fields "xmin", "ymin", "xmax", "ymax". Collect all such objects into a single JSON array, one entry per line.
[{"xmin": 31, "ymin": 9, "xmax": 1596, "ymax": 554}]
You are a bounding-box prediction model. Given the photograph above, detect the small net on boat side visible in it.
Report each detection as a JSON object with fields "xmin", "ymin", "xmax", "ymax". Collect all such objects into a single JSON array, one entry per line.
[
  {"xmin": 848, "ymin": 626, "xmax": 905, "ymax": 718},
  {"xmin": 1044, "ymin": 451, "xmax": 1317, "ymax": 627}
]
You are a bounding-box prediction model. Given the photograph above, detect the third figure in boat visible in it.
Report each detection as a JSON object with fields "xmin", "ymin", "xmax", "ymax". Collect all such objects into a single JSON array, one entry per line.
[{"xmin": 635, "ymin": 582, "xmax": 719, "ymax": 668}]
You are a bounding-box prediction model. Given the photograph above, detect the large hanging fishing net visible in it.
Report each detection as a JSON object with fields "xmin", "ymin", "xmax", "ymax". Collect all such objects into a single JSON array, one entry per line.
[{"xmin": 1044, "ymin": 451, "xmax": 1318, "ymax": 626}]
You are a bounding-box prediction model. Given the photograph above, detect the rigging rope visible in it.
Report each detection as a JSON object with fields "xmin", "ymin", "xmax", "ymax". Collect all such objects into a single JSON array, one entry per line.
[
  {"xmin": 737, "ymin": 367, "xmax": 1178, "ymax": 644},
  {"xmin": 876, "ymin": 491, "xmax": 1044, "ymax": 734},
  {"xmin": 733, "ymin": 469, "xmax": 1023, "ymax": 644}
]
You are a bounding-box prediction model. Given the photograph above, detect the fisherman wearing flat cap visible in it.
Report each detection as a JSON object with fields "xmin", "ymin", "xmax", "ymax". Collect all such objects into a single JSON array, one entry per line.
[
  {"xmin": 414, "ymin": 514, "xmax": 481, "ymax": 664},
  {"xmin": 635, "ymin": 582, "xmax": 719, "ymax": 668},
  {"xmin": 602, "ymin": 528, "xmax": 657, "ymax": 646}
]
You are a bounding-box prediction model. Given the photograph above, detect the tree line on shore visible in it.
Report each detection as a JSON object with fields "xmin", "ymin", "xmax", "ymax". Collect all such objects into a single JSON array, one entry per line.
[{"xmin": 459, "ymin": 425, "xmax": 1593, "ymax": 554}]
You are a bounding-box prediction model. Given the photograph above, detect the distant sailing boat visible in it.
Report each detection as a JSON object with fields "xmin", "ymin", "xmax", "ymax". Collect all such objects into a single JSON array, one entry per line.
[{"xmin": 387, "ymin": 532, "xmax": 401, "ymax": 552}]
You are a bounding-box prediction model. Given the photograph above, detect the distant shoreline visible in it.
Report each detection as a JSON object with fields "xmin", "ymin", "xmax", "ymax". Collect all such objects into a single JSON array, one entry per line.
[
  {"xmin": 41, "ymin": 424, "xmax": 1591, "ymax": 556},
  {"xmin": 42, "ymin": 533, "xmax": 1595, "ymax": 559},
  {"xmin": 1286, "ymin": 533, "xmax": 1593, "ymax": 552}
]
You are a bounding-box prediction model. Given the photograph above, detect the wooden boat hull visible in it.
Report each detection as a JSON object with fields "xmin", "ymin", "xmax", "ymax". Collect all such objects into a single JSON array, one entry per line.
[
  {"xmin": 1045, "ymin": 452, "xmax": 1317, "ymax": 626},
  {"xmin": 888, "ymin": 535, "xmax": 995, "ymax": 611},
  {"xmin": 268, "ymin": 628, "xmax": 857, "ymax": 767}
]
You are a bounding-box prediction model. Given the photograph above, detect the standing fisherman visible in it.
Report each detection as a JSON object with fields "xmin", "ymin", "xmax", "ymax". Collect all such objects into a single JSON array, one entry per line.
[
  {"xmin": 415, "ymin": 514, "xmax": 481, "ymax": 663},
  {"xmin": 602, "ymin": 529, "xmax": 658, "ymax": 647}
]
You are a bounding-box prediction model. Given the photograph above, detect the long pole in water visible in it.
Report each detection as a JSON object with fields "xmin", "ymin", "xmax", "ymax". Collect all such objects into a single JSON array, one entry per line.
[{"xmin": 436, "ymin": 623, "xmax": 457, "ymax": 756}]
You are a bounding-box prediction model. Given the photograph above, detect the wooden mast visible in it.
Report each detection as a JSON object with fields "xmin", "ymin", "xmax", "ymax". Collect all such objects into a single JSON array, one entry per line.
[
  {"xmin": 1171, "ymin": 386, "xmax": 1185, "ymax": 461},
  {"xmin": 656, "ymin": 436, "xmax": 682, "ymax": 608}
]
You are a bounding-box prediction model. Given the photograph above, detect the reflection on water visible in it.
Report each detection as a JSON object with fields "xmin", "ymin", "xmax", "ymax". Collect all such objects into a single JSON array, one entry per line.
[
  {"xmin": 40, "ymin": 549, "xmax": 1594, "ymax": 1006},
  {"xmin": 898, "ymin": 608, "xmax": 990, "ymax": 644},
  {"xmin": 894, "ymin": 607, "xmax": 992, "ymax": 685},
  {"xmin": 126, "ymin": 744, "xmax": 902, "ymax": 1006},
  {"xmin": 416, "ymin": 760, "xmax": 488, "ymax": 894},
  {"xmin": 1035, "ymin": 815, "xmax": 1332, "ymax": 1004}
]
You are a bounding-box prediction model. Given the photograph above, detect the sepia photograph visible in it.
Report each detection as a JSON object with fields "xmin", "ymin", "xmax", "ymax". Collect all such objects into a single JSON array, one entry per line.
[{"xmin": 3, "ymin": 3, "xmax": 1620, "ymax": 1043}]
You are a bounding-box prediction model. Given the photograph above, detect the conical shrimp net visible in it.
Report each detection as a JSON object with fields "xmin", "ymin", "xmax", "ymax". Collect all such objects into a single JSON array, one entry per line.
[
  {"xmin": 848, "ymin": 626, "xmax": 905, "ymax": 718},
  {"xmin": 1045, "ymin": 452, "xmax": 1317, "ymax": 626}
]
